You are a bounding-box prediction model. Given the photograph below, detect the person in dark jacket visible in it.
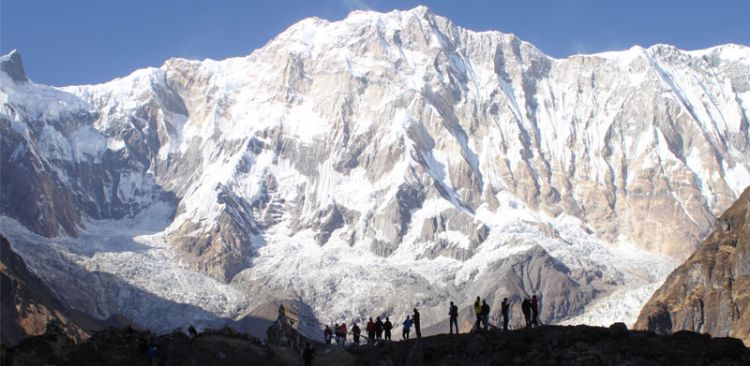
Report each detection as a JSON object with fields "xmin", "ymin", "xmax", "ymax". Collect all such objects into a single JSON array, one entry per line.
[
  {"xmin": 449, "ymin": 301, "xmax": 459, "ymax": 334},
  {"xmin": 402, "ymin": 315, "xmax": 412, "ymax": 340},
  {"xmin": 521, "ymin": 298, "xmax": 532, "ymax": 328},
  {"xmin": 323, "ymin": 325, "xmax": 333, "ymax": 344},
  {"xmin": 473, "ymin": 296, "xmax": 482, "ymax": 331},
  {"xmin": 375, "ymin": 316, "xmax": 384, "ymax": 340},
  {"xmin": 351, "ymin": 323, "xmax": 361, "ymax": 344},
  {"xmin": 302, "ymin": 343, "xmax": 315, "ymax": 366},
  {"xmin": 501, "ymin": 298, "xmax": 510, "ymax": 332},
  {"xmin": 531, "ymin": 295, "xmax": 540, "ymax": 327},
  {"xmin": 383, "ymin": 317, "xmax": 393, "ymax": 341},
  {"xmin": 366, "ymin": 317, "xmax": 375, "ymax": 344},
  {"xmin": 337, "ymin": 323, "xmax": 347, "ymax": 345},
  {"xmin": 481, "ymin": 300, "xmax": 490, "ymax": 331},
  {"xmin": 412, "ymin": 308, "xmax": 421, "ymax": 338}
]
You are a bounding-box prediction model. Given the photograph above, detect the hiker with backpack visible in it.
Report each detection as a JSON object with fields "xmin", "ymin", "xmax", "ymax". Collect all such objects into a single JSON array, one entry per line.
[
  {"xmin": 501, "ymin": 298, "xmax": 510, "ymax": 332},
  {"xmin": 402, "ymin": 315, "xmax": 412, "ymax": 340},
  {"xmin": 384, "ymin": 317, "xmax": 393, "ymax": 341},
  {"xmin": 481, "ymin": 299, "xmax": 491, "ymax": 331},
  {"xmin": 449, "ymin": 301, "xmax": 459, "ymax": 334}
]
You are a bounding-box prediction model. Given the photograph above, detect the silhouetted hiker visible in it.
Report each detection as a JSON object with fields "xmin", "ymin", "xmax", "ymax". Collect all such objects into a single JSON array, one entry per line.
[
  {"xmin": 324, "ymin": 325, "xmax": 333, "ymax": 344},
  {"xmin": 352, "ymin": 323, "xmax": 361, "ymax": 344},
  {"xmin": 531, "ymin": 295, "xmax": 539, "ymax": 327},
  {"xmin": 474, "ymin": 296, "xmax": 482, "ymax": 331},
  {"xmin": 521, "ymin": 298, "xmax": 532, "ymax": 328},
  {"xmin": 334, "ymin": 323, "xmax": 340, "ymax": 345},
  {"xmin": 412, "ymin": 308, "xmax": 422, "ymax": 338},
  {"xmin": 302, "ymin": 343, "xmax": 315, "ymax": 366},
  {"xmin": 146, "ymin": 340, "xmax": 158, "ymax": 366},
  {"xmin": 449, "ymin": 301, "xmax": 459, "ymax": 334},
  {"xmin": 366, "ymin": 317, "xmax": 375, "ymax": 344},
  {"xmin": 336, "ymin": 323, "xmax": 347, "ymax": 345},
  {"xmin": 375, "ymin": 316, "xmax": 384, "ymax": 340},
  {"xmin": 501, "ymin": 298, "xmax": 510, "ymax": 332},
  {"xmin": 278, "ymin": 304, "xmax": 287, "ymax": 320},
  {"xmin": 402, "ymin": 315, "xmax": 412, "ymax": 340},
  {"xmin": 188, "ymin": 325, "xmax": 197, "ymax": 339},
  {"xmin": 481, "ymin": 300, "xmax": 491, "ymax": 331},
  {"xmin": 384, "ymin": 317, "xmax": 393, "ymax": 341}
]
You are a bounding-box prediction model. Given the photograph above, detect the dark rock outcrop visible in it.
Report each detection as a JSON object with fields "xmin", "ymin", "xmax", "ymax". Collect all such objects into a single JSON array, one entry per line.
[
  {"xmin": 0, "ymin": 235, "xmax": 130, "ymax": 347},
  {"xmin": 9, "ymin": 323, "xmax": 747, "ymax": 365},
  {"xmin": 0, "ymin": 50, "xmax": 28, "ymax": 83},
  {"xmin": 635, "ymin": 186, "xmax": 750, "ymax": 346}
]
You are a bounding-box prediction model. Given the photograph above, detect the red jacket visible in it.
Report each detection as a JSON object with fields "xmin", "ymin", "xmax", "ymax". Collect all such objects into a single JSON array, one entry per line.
[{"xmin": 366, "ymin": 321, "xmax": 375, "ymax": 332}]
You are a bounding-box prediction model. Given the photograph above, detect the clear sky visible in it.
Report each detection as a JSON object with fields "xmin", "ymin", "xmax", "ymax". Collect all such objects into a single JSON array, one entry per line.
[{"xmin": 2, "ymin": 0, "xmax": 748, "ymax": 86}]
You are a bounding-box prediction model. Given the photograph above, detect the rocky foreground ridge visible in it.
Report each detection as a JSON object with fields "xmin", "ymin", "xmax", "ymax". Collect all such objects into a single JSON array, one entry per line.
[
  {"xmin": 635, "ymin": 186, "xmax": 750, "ymax": 346},
  {"xmin": 3, "ymin": 319, "xmax": 749, "ymax": 366}
]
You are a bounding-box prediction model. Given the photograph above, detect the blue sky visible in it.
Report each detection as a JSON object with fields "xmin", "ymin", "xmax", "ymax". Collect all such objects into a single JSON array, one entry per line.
[{"xmin": 2, "ymin": 0, "xmax": 748, "ymax": 86}]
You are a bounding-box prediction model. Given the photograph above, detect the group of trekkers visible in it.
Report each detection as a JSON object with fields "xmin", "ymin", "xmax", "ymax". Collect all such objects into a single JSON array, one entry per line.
[
  {"xmin": 321, "ymin": 294, "xmax": 540, "ymax": 347},
  {"xmin": 323, "ymin": 308, "xmax": 422, "ymax": 346},
  {"xmin": 467, "ymin": 294, "xmax": 540, "ymax": 333}
]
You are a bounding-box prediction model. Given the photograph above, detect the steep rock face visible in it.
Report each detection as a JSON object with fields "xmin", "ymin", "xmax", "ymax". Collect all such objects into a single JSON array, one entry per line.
[
  {"xmin": 0, "ymin": 236, "xmax": 128, "ymax": 346},
  {"xmin": 1, "ymin": 7, "xmax": 748, "ymax": 332},
  {"xmin": 634, "ymin": 186, "xmax": 750, "ymax": 346}
]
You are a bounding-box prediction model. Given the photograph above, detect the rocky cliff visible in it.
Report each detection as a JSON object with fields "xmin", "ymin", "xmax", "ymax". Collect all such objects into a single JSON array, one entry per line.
[
  {"xmin": 635, "ymin": 185, "xmax": 750, "ymax": 346},
  {"xmin": 0, "ymin": 236, "xmax": 129, "ymax": 346}
]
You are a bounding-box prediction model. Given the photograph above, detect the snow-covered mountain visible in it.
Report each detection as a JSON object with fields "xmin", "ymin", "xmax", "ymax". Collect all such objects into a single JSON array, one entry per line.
[{"xmin": 1, "ymin": 6, "xmax": 748, "ymax": 335}]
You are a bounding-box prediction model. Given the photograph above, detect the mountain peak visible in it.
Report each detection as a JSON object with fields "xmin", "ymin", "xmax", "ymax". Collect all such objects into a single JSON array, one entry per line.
[
  {"xmin": 0, "ymin": 49, "xmax": 28, "ymax": 83},
  {"xmin": 408, "ymin": 4, "xmax": 432, "ymax": 16}
]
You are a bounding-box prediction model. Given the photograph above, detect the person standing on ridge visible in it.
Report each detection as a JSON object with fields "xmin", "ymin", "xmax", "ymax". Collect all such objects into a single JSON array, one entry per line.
[
  {"xmin": 302, "ymin": 343, "xmax": 315, "ymax": 366},
  {"xmin": 352, "ymin": 323, "xmax": 361, "ymax": 345},
  {"xmin": 531, "ymin": 295, "xmax": 540, "ymax": 327},
  {"xmin": 366, "ymin": 317, "xmax": 375, "ymax": 344},
  {"xmin": 402, "ymin": 315, "xmax": 412, "ymax": 340},
  {"xmin": 384, "ymin": 317, "xmax": 393, "ymax": 341},
  {"xmin": 375, "ymin": 316, "xmax": 384, "ymax": 340},
  {"xmin": 521, "ymin": 298, "xmax": 532, "ymax": 328},
  {"xmin": 501, "ymin": 298, "xmax": 510, "ymax": 332},
  {"xmin": 324, "ymin": 325, "xmax": 333, "ymax": 344},
  {"xmin": 449, "ymin": 301, "xmax": 459, "ymax": 334},
  {"xmin": 412, "ymin": 308, "xmax": 422, "ymax": 338},
  {"xmin": 473, "ymin": 296, "xmax": 482, "ymax": 331},
  {"xmin": 481, "ymin": 299, "xmax": 491, "ymax": 331},
  {"xmin": 338, "ymin": 323, "xmax": 348, "ymax": 345}
]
